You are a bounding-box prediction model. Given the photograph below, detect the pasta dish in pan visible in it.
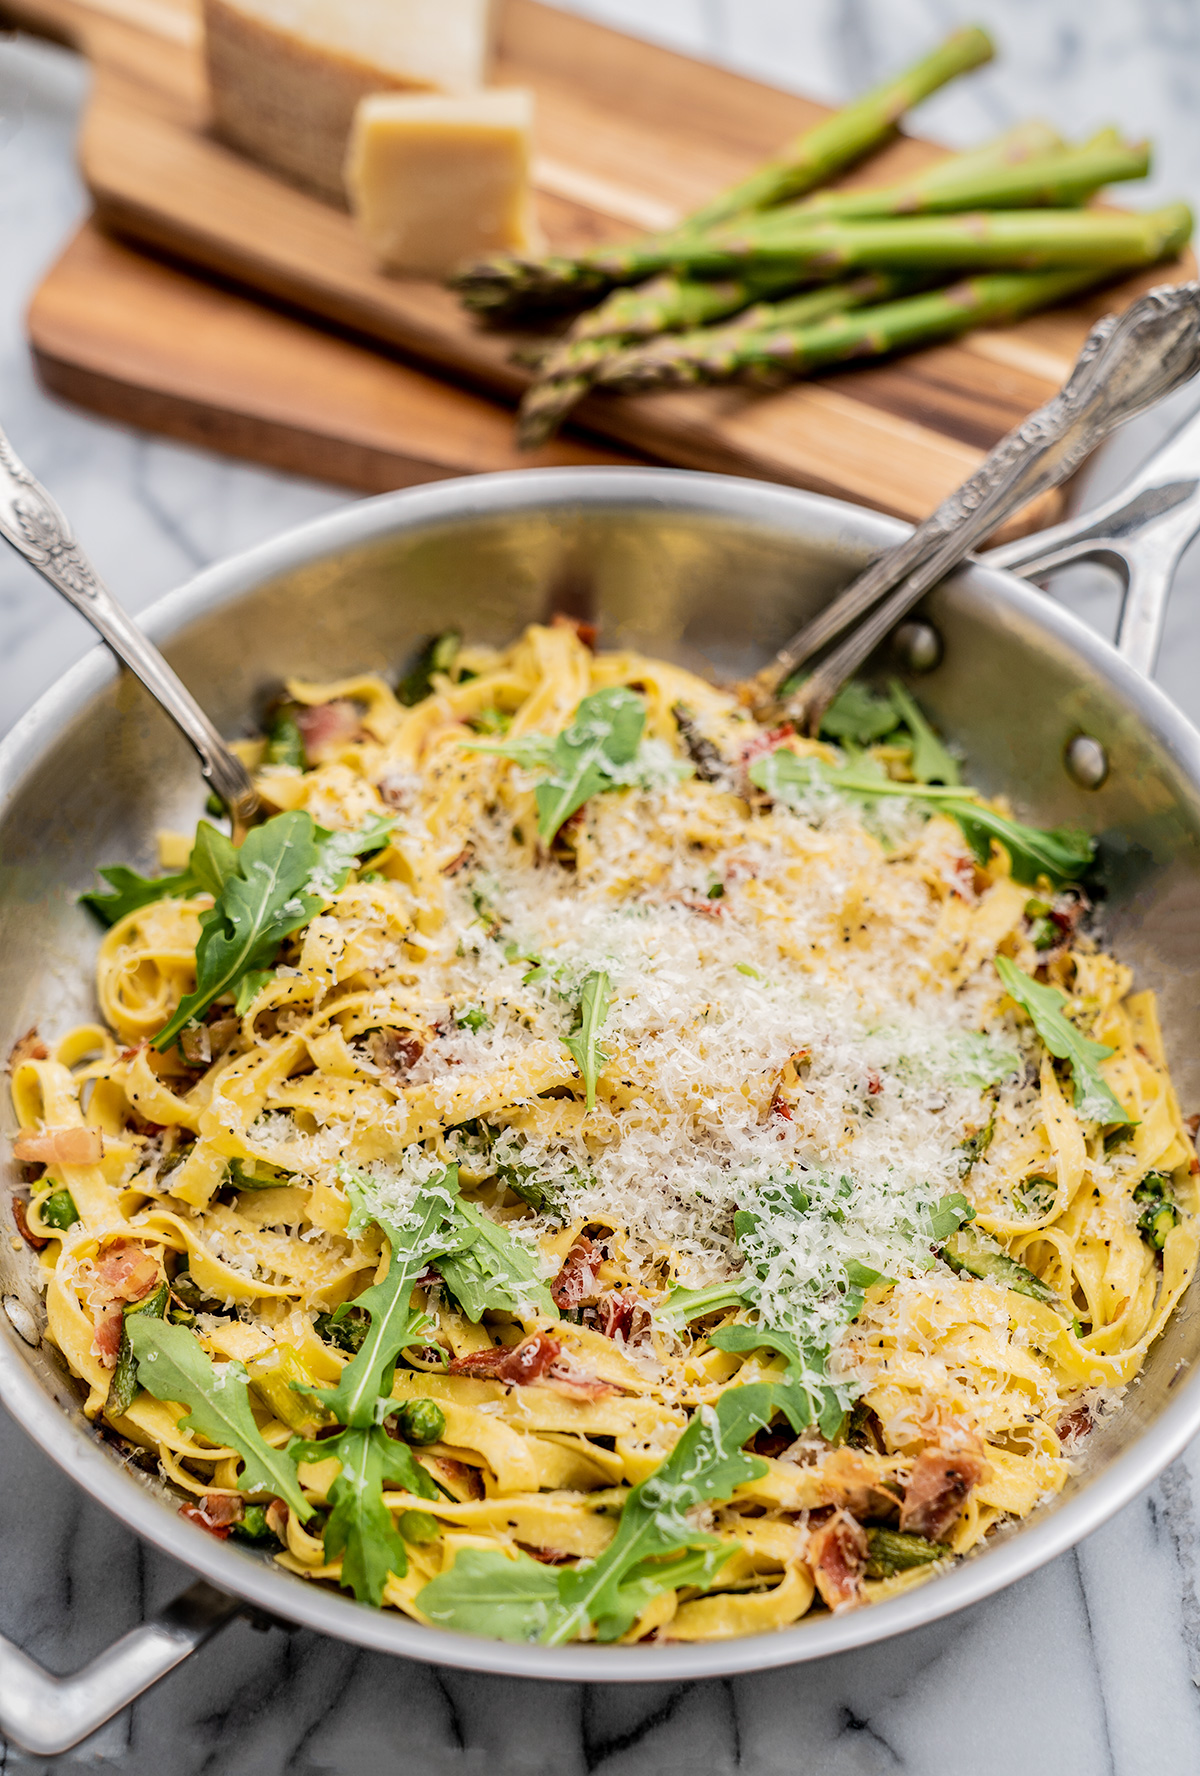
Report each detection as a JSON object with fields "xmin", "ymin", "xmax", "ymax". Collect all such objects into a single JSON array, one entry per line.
[{"xmin": 9, "ymin": 620, "xmax": 1197, "ymax": 1645}]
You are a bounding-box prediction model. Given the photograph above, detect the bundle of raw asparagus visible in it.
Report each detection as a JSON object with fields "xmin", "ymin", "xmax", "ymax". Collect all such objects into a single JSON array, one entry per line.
[{"xmin": 447, "ymin": 27, "xmax": 1193, "ymax": 449}]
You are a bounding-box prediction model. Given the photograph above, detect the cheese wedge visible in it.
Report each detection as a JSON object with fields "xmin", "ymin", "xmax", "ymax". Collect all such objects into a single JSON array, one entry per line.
[
  {"xmin": 203, "ymin": 0, "xmax": 494, "ymax": 202},
  {"xmin": 346, "ymin": 89, "xmax": 542, "ymax": 276}
]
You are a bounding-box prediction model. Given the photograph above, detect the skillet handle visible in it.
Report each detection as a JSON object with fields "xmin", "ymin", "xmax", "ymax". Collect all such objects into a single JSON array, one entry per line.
[{"xmin": 0, "ymin": 1579, "xmax": 244, "ymax": 1757}]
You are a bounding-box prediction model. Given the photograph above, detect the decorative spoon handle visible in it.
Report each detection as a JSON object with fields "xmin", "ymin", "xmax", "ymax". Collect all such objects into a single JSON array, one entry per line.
[{"xmin": 0, "ymin": 425, "xmax": 258, "ymax": 828}]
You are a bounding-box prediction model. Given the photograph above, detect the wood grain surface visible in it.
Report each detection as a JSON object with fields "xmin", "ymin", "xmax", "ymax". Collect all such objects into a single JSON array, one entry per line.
[
  {"xmin": 6, "ymin": 0, "xmax": 1195, "ymax": 523},
  {"xmin": 29, "ymin": 223, "xmax": 639, "ymax": 487}
]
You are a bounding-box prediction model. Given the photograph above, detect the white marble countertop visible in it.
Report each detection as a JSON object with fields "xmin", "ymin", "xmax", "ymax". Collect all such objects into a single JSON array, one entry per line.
[{"xmin": 2, "ymin": 3, "xmax": 1200, "ymax": 1771}]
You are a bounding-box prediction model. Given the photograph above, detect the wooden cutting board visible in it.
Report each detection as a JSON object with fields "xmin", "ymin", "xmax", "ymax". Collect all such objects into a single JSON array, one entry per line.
[
  {"xmin": 29, "ymin": 222, "xmax": 639, "ymax": 485},
  {"xmin": 8, "ymin": 0, "xmax": 1195, "ymax": 523}
]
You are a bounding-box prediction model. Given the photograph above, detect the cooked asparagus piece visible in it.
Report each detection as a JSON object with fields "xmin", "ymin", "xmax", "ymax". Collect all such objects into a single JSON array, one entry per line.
[
  {"xmin": 453, "ymin": 28, "xmax": 995, "ymax": 317},
  {"xmin": 595, "ymin": 267, "xmax": 1126, "ymax": 393}
]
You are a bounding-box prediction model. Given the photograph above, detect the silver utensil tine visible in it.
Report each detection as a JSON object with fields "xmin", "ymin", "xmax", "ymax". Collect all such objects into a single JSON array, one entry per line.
[
  {"xmin": 757, "ymin": 280, "xmax": 1200, "ymax": 731},
  {"xmin": 985, "ymin": 400, "xmax": 1200, "ymax": 676},
  {"xmin": 0, "ymin": 424, "xmax": 260, "ymax": 834}
]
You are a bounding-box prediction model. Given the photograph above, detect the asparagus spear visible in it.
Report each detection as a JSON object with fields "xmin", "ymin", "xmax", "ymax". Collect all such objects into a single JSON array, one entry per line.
[
  {"xmin": 595, "ymin": 266, "xmax": 1136, "ymax": 393},
  {"xmin": 454, "ymin": 27, "xmax": 995, "ymax": 318},
  {"xmin": 515, "ymin": 273, "xmax": 928, "ymax": 448},
  {"xmin": 579, "ymin": 201, "xmax": 1192, "ymax": 284},
  {"xmin": 786, "ymin": 129, "xmax": 1149, "ymax": 222},
  {"xmin": 685, "ymin": 25, "xmax": 996, "ymax": 231}
]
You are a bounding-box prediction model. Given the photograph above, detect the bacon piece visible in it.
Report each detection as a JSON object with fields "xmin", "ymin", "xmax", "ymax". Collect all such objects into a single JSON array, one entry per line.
[
  {"xmin": 520, "ymin": 1544, "xmax": 576, "ymax": 1565},
  {"xmin": 550, "ymin": 613, "xmax": 598, "ymax": 651},
  {"xmin": 448, "ymin": 1331, "xmax": 616, "ymax": 1399},
  {"xmin": 179, "ymin": 1493, "xmax": 243, "ymax": 1539},
  {"xmin": 808, "ymin": 1509, "xmax": 868, "ymax": 1611},
  {"xmin": 93, "ymin": 1309, "xmax": 125, "ymax": 1367},
  {"xmin": 367, "ymin": 1029, "xmax": 423, "ymax": 1080},
  {"xmin": 293, "ymin": 699, "xmax": 361, "ymax": 762},
  {"xmin": 551, "ymin": 1236, "xmax": 602, "ymax": 1311},
  {"xmin": 899, "ymin": 1443, "xmax": 985, "ymax": 1541},
  {"xmin": 865, "ymin": 1071, "xmax": 883, "ymax": 1097},
  {"xmin": 11, "ymin": 1197, "xmax": 47, "ymax": 1251},
  {"xmin": 1056, "ymin": 1404, "xmax": 1092, "ymax": 1446},
  {"xmin": 13, "ymin": 1126, "xmax": 103, "ymax": 1166},
  {"xmin": 449, "ymin": 1331, "xmax": 562, "ymax": 1385},
  {"xmin": 424, "ymin": 1456, "xmax": 485, "ymax": 1501},
  {"xmin": 740, "ymin": 724, "xmax": 796, "ymax": 771},
  {"xmin": 7, "ymin": 1028, "xmax": 47, "ymax": 1070},
  {"xmin": 596, "ymin": 1291, "xmax": 649, "ymax": 1345},
  {"xmin": 769, "ymin": 1094, "xmax": 794, "ymax": 1122},
  {"xmin": 265, "ymin": 1500, "xmax": 290, "ymax": 1540},
  {"xmin": 95, "ymin": 1240, "xmax": 160, "ymax": 1304}
]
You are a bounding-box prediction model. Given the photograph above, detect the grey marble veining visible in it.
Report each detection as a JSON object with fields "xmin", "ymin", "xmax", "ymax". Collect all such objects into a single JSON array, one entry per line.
[{"xmin": 2, "ymin": 3, "xmax": 1200, "ymax": 1771}]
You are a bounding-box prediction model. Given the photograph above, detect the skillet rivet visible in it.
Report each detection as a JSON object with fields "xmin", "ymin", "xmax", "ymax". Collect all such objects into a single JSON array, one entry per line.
[
  {"xmin": 1065, "ymin": 734, "xmax": 1109, "ymax": 789},
  {"xmin": 893, "ymin": 621, "xmax": 941, "ymax": 672}
]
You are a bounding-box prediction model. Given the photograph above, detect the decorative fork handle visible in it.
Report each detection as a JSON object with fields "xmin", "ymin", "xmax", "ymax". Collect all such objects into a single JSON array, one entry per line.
[
  {"xmin": 0, "ymin": 425, "xmax": 258, "ymax": 827},
  {"xmin": 761, "ymin": 279, "xmax": 1200, "ymax": 729}
]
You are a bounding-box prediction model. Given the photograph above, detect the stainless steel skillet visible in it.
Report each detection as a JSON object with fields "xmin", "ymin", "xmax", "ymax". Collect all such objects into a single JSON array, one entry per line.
[{"xmin": 1, "ymin": 467, "xmax": 1199, "ymax": 1754}]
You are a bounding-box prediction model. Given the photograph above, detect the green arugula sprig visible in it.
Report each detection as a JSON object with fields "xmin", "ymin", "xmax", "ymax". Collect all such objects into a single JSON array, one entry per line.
[
  {"xmin": 466, "ymin": 686, "xmax": 646, "ymax": 843},
  {"xmin": 436, "ymin": 1193, "xmax": 559, "ymax": 1321},
  {"xmin": 887, "ymin": 679, "xmax": 961, "ymax": 786},
  {"xmin": 751, "ymin": 748, "xmax": 1093, "ymax": 887},
  {"xmin": 563, "ymin": 971, "xmax": 612, "ymax": 1110},
  {"xmin": 126, "ymin": 1316, "xmax": 311, "ymax": 1517},
  {"xmin": 289, "ymin": 1423, "xmax": 438, "ymax": 1607},
  {"xmin": 416, "ymin": 1384, "xmax": 775, "ymax": 1643},
  {"xmin": 81, "ymin": 864, "xmax": 199, "ymax": 927},
  {"xmin": 151, "ymin": 811, "xmax": 393, "ymax": 1051},
  {"xmin": 994, "ymin": 956, "xmax": 1132, "ymax": 1126}
]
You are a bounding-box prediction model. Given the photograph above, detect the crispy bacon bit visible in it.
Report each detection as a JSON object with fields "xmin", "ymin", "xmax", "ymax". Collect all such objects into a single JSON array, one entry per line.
[
  {"xmin": 425, "ymin": 1456, "xmax": 485, "ymax": 1501},
  {"xmin": 899, "ymin": 1443, "xmax": 986, "ymax": 1541},
  {"xmin": 293, "ymin": 699, "xmax": 361, "ymax": 763},
  {"xmin": 265, "ymin": 1500, "xmax": 290, "ymax": 1540},
  {"xmin": 520, "ymin": 1544, "xmax": 576, "ymax": 1565},
  {"xmin": 93, "ymin": 1309, "xmax": 125, "ymax": 1366},
  {"xmin": 95, "ymin": 1240, "xmax": 161, "ymax": 1304},
  {"xmin": 807, "ymin": 1509, "xmax": 868, "ymax": 1611},
  {"xmin": 11, "ymin": 1197, "xmax": 47, "ymax": 1251},
  {"xmin": 12, "ymin": 1126, "xmax": 104, "ymax": 1166},
  {"xmin": 367, "ymin": 1029, "xmax": 423, "ymax": 1080},
  {"xmin": 596, "ymin": 1291, "xmax": 648, "ymax": 1344},
  {"xmin": 947, "ymin": 854, "xmax": 978, "ymax": 902},
  {"xmin": 179, "ymin": 1493, "xmax": 243, "ymax": 1539},
  {"xmin": 448, "ymin": 1331, "xmax": 616, "ymax": 1400},
  {"xmin": 741, "ymin": 723, "xmax": 796, "ymax": 770},
  {"xmin": 449, "ymin": 1331, "xmax": 562, "ymax": 1385},
  {"xmin": 550, "ymin": 613, "xmax": 598, "ymax": 651},
  {"xmin": 551, "ymin": 1236, "xmax": 602, "ymax": 1311},
  {"xmin": 1056, "ymin": 1404, "xmax": 1093, "ymax": 1446},
  {"xmin": 1185, "ymin": 1113, "xmax": 1200, "ymax": 1139},
  {"xmin": 769, "ymin": 1094, "xmax": 794, "ymax": 1122},
  {"xmin": 865, "ymin": 1071, "xmax": 883, "ymax": 1097},
  {"xmin": 441, "ymin": 848, "xmax": 473, "ymax": 877},
  {"xmin": 7, "ymin": 1028, "xmax": 47, "ymax": 1071}
]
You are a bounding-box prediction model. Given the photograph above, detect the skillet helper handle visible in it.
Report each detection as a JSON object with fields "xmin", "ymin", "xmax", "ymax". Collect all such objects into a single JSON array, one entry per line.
[
  {"xmin": 0, "ymin": 1580, "xmax": 245, "ymax": 1757},
  {"xmin": 0, "ymin": 423, "xmax": 259, "ymax": 825},
  {"xmin": 984, "ymin": 404, "xmax": 1200, "ymax": 677}
]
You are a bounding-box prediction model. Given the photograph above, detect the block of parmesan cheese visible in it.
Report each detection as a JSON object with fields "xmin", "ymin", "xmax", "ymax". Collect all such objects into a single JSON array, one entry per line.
[
  {"xmin": 346, "ymin": 89, "xmax": 543, "ymax": 277},
  {"xmin": 203, "ymin": 0, "xmax": 494, "ymax": 202}
]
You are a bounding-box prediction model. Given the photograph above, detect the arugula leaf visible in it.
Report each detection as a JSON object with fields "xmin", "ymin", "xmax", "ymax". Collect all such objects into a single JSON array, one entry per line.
[
  {"xmin": 927, "ymin": 1192, "xmax": 976, "ymax": 1242},
  {"xmin": 152, "ymin": 812, "xmax": 393, "ymax": 1051},
  {"xmin": 234, "ymin": 970, "xmax": 274, "ymax": 1015},
  {"xmin": 264, "ymin": 705, "xmax": 306, "ymax": 769},
  {"xmin": 563, "ymin": 970, "xmax": 611, "ymax": 1110},
  {"xmin": 291, "ymin": 1423, "xmax": 437, "ymax": 1606},
  {"xmin": 417, "ymin": 1546, "xmax": 563, "ymax": 1642},
  {"xmin": 126, "ymin": 1316, "xmax": 310, "ymax": 1517},
  {"xmin": 80, "ymin": 864, "xmax": 198, "ymax": 927},
  {"xmin": 659, "ymin": 1278, "xmax": 749, "ymax": 1328},
  {"xmin": 317, "ymin": 1173, "xmax": 458, "ymax": 1428},
  {"xmin": 710, "ymin": 1324, "xmax": 846, "ymax": 1440},
  {"xmin": 422, "ymin": 1385, "xmax": 775, "ymax": 1643},
  {"xmin": 188, "ymin": 821, "xmax": 239, "ymax": 897},
  {"xmin": 436, "ymin": 1194, "xmax": 559, "ymax": 1321},
  {"xmin": 819, "ymin": 680, "xmax": 900, "ymax": 745},
  {"xmin": 888, "ymin": 680, "xmax": 961, "ymax": 786},
  {"xmin": 397, "ymin": 630, "xmax": 461, "ymax": 707},
  {"xmin": 547, "ymin": 1383, "xmax": 773, "ymax": 1643},
  {"xmin": 468, "ymin": 687, "xmax": 646, "ymax": 843},
  {"xmin": 994, "ymin": 956, "xmax": 1132, "ymax": 1125},
  {"xmin": 750, "ymin": 750, "xmax": 1093, "ymax": 888}
]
